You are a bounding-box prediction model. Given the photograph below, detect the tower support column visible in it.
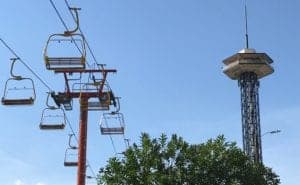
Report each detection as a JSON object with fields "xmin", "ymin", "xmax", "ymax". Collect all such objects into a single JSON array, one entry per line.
[
  {"xmin": 77, "ymin": 97, "xmax": 88, "ymax": 185},
  {"xmin": 239, "ymin": 72, "xmax": 262, "ymax": 163}
]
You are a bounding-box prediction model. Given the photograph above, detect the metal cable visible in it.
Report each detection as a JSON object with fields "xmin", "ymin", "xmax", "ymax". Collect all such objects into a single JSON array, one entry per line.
[
  {"xmin": 0, "ymin": 37, "xmax": 53, "ymax": 91},
  {"xmin": 108, "ymin": 133, "xmax": 118, "ymax": 154},
  {"xmin": 49, "ymin": 0, "xmax": 93, "ymax": 68},
  {"xmin": 101, "ymin": 114, "xmax": 118, "ymax": 154},
  {"xmin": 64, "ymin": 0, "xmax": 123, "ymax": 155},
  {"xmin": 0, "ymin": 36, "xmax": 100, "ymax": 179},
  {"xmin": 49, "ymin": 0, "xmax": 116, "ymax": 176},
  {"xmin": 50, "ymin": 0, "xmax": 124, "ymax": 160},
  {"xmin": 65, "ymin": 115, "xmax": 97, "ymax": 179},
  {"xmin": 48, "ymin": 0, "xmax": 101, "ymax": 176},
  {"xmin": 1, "ymin": 2, "xmax": 99, "ymax": 179},
  {"xmin": 64, "ymin": 0, "xmax": 100, "ymax": 68},
  {"xmin": 122, "ymin": 135, "xmax": 129, "ymax": 149},
  {"xmin": 49, "ymin": 0, "xmax": 69, "ymax": 32}
]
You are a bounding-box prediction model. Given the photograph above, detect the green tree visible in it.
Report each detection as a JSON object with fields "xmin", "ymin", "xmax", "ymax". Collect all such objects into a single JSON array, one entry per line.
[{"xmin": 98, "ymin": 133, "xmax": 280, "ymax": 185}]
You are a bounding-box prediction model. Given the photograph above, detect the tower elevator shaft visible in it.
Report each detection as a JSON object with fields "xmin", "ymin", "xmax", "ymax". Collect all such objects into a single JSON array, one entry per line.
[{"xmin": 239, "ymin": 72, "xmax": 262, "ymax": 163}]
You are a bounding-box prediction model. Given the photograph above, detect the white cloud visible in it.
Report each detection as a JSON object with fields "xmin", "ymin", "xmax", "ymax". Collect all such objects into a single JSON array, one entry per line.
[
  {"xmin": 36, "ymin": 182, "xmax": 46, "ymax": 185},
  {"xmin": 15, "ymin": 179, "xmax": 25, "ymax": 185},
  {"xmin": 14, "ymin": 179, "xmax": 46, "ymax": 185}
]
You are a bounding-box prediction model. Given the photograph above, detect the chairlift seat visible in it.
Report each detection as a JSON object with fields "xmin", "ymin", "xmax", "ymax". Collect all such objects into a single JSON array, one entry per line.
[
  {"xmin": 88, "ymin": 101, "xmax": 109, "ymax": 111},
  {"xmin": 86, "ymin": 91, "xmax": 112, "ymax": 111},
  {"xmin": 45, "ymin": 56, "xmax": 85, "ymax": 70},
  {"xmin": 64, "ymin": 161, "xmax": 78, "ymax": 167},
  {"xmin": 1, "ymin": 97, "xmax": 34, "ymax": 105},
  {"xmin": 2, "ymin": 76, "xmax": 36, "ymax": 106},
  {"xmin": 101, "ymin": 127, "xmax": 125, "ymax": 135},
  {"xmin": 100, "ymin": 112, "xmax": 125, "ymax": 135},
  {"xmin": 39, "ymin": 123, "xmax": 65, "ymax": 130},
  {"xmin": 44, "ymin": 31, "xmax": 87, "ymax": 71},
  {"xmin": 40, "ymin": 106, "xmax": 66, "ymax": 130},
  {"xmin": 64, "ymin": 146, "xmax": 78, "ymax": 167}
]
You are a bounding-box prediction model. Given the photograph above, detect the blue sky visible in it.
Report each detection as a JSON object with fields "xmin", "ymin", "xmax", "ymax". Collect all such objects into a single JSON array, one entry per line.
[{"xmin": 0, "ymin": 0, "xmax": 299, "ymax": 184}]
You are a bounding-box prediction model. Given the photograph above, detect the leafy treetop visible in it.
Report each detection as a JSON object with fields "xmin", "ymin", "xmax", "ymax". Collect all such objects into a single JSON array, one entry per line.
[{"xmin": 98, "ymin": 133, "xmax": 280, "ymax": 185}]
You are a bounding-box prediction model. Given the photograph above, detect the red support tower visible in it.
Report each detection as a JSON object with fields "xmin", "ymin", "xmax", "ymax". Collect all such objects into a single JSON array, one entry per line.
[
  {"xmin": 52, "ymin": 68, "xmax": 117, "ymax": 185},
  {"xmin": 43, "ymin": 7, "xmax": 119, "ymax": 184},
  {"xmin": 78, "ymin": 96, "xmax": 88, "ymax": 185}
]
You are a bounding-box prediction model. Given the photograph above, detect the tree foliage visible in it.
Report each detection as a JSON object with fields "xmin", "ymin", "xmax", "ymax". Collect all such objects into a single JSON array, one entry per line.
[{"xmin": 98, "ymin": 133, "xmax": 280, "ymax": 185}]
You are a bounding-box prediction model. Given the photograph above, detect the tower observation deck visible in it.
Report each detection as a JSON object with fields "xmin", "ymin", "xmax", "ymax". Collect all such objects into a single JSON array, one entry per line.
[{"xmin": 223, "ymin": 48, "xmax": 274, "ymax": 163}]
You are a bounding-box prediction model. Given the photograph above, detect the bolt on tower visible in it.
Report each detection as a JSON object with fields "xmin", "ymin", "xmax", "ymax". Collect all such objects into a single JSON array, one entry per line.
[{"xmin": 222, "ymin": 48, "xmax": 274, "ymax": 163}]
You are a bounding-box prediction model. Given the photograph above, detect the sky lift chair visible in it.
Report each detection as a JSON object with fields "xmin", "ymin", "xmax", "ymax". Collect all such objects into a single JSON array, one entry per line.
[
  {"xmin": 100, "ymin": 112, "xmax": 125, "ymax": 135},
  {"xmin": 43, "ymin": 8, "xmax": 86, "ymax": 70},
  {"xmin": 89, "ymin": 92, "xmax": 118, "ymax": 111},
  {"xmin": 87, "ymin": 90, "xmax": 113, "ymax": 111},
  {"xmin": 88, "ymin": 91, "xmax": 117, "ymax": 111},
  {"xmin": 64, "ymin": 134, "xmax": 78, "ymax": 167},
  {"xmin": 1, "ymin": 58, "xmax": 36, "ymax": 105},
  {"xmin": 70, "ymin": 82, "xmax": 109, "ymax": 111},
  {"xmin": 87, "ymin": 97, "xmax": 110, "ymax": 111},
  {"xmin": 82, "ymin": 64, "xmax": 118, "ymax": 111},
  {"xmin": 75, "ymin": 81, "xmax": 115, "ymax": 111},
  {"xmin": 39, "ymin": 92, "xmax": 66, "ymax": 130}
]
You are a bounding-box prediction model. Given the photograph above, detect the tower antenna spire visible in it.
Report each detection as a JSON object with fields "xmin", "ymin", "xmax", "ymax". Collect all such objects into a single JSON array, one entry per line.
[{"xmin": 244, "ymin": 0, "xmax": 249, "ymax": 48}]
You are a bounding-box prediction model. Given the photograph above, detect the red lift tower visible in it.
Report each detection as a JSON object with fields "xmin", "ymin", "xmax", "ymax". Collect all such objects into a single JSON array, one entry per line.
[
  {"xmin": 43, "ymin": 7, "xmax": 121, "ymax": 185},
  {"xmin": 52, "ymin": 68, "xmax": 117, "ymax": 185}
]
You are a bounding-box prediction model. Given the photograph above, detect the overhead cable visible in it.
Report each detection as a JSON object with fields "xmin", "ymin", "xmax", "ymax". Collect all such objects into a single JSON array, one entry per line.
[
  {"xmin": 65, "ymin": 116, "xmax": 97, "ymax": 179},
  {"xmin": 64, "ymin": 0, "xmax": 100, "ymax": 68},
  {"xmin": 0, "ymin": 37, "xmax": 53, "ymax": 92},
  {"xmin": 64, "ymin": 0, "xmax": 123, "ymax": 155},
  {"xmin": 49, "ymin": 0, "xmax": 92, "ymax": 68},
  {"xmin": 51, "ymin": 0, "xmax": 125, "ymax": 156}
]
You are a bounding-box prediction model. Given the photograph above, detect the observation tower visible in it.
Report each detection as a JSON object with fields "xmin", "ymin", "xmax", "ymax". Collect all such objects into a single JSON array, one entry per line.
[
  {"xmin": 222, "ymin": 1, "xmax": 274, "ymax": 163},
  {"xmin": 223, "ymin": 48, "xmax": 274, "ymax": 163}
]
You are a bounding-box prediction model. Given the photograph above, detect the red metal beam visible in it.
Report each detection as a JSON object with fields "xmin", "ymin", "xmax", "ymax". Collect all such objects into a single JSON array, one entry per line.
[{"xmin": 77, "ymin": 97, "xmax": 88, "ymax": 185}]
